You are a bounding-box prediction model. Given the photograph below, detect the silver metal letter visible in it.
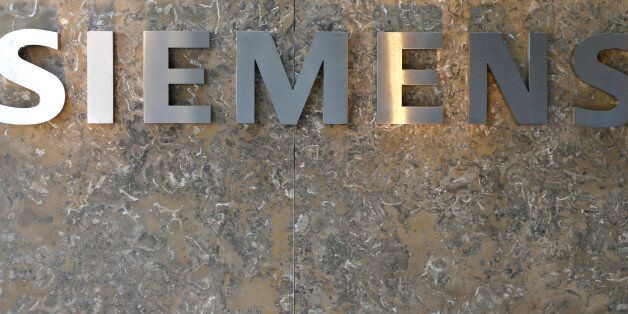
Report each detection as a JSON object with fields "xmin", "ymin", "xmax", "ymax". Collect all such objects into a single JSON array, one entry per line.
[
  {"xmin": 236, "ymin": 31, "xmax": 348, "ymax": 124},
  {"xmin": 377, "ymin": 32, "xmax": 443, "ymax": 124},
  {"xmin": 87, "ymin": 31, "xmax": 113, "ymax": 124},
  {"xmin": 143, "ymin": 31, "xmax": 211, "ymax": 123},
  {"xmin": 573, "ymin": 34, "xmax": 627, "ymax": 127},
  {"xmin": 468, "ymin": 32, "xmax": 548, "ymax": 124},
  {"xmin": 0, "ymin": 29, "xmax": 65, "ymax": 125}
]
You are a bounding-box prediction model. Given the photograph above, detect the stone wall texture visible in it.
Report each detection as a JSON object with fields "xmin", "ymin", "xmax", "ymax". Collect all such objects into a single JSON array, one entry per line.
[{"xmin": 0, "ymin": 0, "xmax": 626, "ymax": 312}]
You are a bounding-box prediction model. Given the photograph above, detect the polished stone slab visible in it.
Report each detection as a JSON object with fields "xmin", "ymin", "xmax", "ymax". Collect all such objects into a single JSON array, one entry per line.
[
  {"xmin": 0, "ymin": 0, "xmax": 294, "ymax": 312},
  {"xmin": 0, "ymin": 0, "xmax": 625, "ymax": 312},
  {"xmin": 293, "ymin": 0, "xmax": 626, "ymax": 312}
]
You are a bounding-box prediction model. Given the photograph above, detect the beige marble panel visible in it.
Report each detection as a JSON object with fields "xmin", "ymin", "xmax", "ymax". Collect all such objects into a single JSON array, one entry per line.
[
  {"xmin": 0, "ymin": 0, "xmax": 625, "ymax": 312},
  {"xmin": 294, "ymin": 0, "xmax": 626, "ymax": 312},
  {"xmin": 0, "ymin": 0, "xmax": 295, "ymax": 312}
]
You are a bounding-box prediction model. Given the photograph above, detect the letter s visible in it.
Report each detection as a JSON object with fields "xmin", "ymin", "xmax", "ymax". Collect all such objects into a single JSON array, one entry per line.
[
  {"xmin": 573, "ymin": 34, "xmax": 627, "ymax": 127},
  {"xmin": 0, "ymin": 29, "xmax": 65, "ymax": 125}
]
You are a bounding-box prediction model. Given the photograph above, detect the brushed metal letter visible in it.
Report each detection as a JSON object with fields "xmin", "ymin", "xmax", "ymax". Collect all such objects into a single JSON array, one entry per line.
[
  {"xmin": 143, "ymin": 31, "xmax": 211, "ymax": 123},
  {"xmin": 236, "ymin": 31, "xmax": 348, "ymax": 124},
  {"xmin": 0, "ymin": 29, "xmax": 65, "ymax": 125},
  {"xmin": 377, "ymin": 32, "xmax": 443, "ymax": 124},
  {"xmin": 468, "ymin": 33, "xmax": 548, "ymax": 124},
  {"xmin": 87, "ymin": 31, "xmax": 113, "ymax": 124},
  {"xmin": 573, "ymin": 34, "xmax": 627, "ymax": 127}
]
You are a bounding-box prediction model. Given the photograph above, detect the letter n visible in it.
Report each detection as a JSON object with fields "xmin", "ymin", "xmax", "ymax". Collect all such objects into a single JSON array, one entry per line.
[{"xmin": 468, "ymin": 32, "xmax": 548, "ymax": 124}]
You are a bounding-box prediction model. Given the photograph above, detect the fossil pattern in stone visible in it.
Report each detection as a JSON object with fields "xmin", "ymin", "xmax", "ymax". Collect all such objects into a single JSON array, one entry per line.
[{"xmin": 0, "ymin": 0, "xmax": 626, "ymax": 313}]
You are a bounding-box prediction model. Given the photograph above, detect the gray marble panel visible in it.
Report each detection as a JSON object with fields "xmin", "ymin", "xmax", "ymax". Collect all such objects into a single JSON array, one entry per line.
[
  {"xmin": 294, "ymin": 0, "xmax": 626, "ymax": 312},
  {"xmin": 0, "ymin": 0, "xmax": 625, "ymax": 312},
  {"xmin": 0, "ymin": 0, "xmax": 295, "ymax": 312}
]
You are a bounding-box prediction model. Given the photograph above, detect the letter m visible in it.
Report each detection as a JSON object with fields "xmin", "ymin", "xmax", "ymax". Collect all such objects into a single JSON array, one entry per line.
[{"xmin": 236, "ymin": 31, "xmax": 348, "ymax": 124}]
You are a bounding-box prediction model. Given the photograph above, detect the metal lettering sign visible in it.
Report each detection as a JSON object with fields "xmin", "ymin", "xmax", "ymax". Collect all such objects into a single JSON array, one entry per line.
[
  {"xmin": 0, "ymin": 29, "xmax": 65, "ymax": 125},
  {"xmin": 236, "ymin": 31, "xmax": 348, "ymax": 125},
  {"xmin": 468, "ymin": 32, "xmax": 548, "ymax": 125},
  {"xmin": 377, "ymin": 32, "xmax": 444, "ymax": 124},
  {"xmin": 572, "ymin": 34, "xmax": 627, "ymax": 127},
  {"xmin": 0, "ymin": 29, "xmax": 625, "ymax": 127},
  {"xmin": 144, "ymin": 31, "xmax": 212, "ymax": 123},
  {"xmin": 87, "ymin": 31, "xmax": 114, "ymax": 124}
]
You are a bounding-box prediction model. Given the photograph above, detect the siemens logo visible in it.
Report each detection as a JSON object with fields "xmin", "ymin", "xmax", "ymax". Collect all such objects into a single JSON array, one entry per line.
[{"xmin": 0, "ymin": 29, "xmax": 625, "ymax": 127}]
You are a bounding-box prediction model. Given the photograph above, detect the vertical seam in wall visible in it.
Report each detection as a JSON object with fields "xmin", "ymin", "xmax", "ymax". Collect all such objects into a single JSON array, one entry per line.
[{"xmin": 291, "ymin": 0, "xmax": 297, "ymax": 313}]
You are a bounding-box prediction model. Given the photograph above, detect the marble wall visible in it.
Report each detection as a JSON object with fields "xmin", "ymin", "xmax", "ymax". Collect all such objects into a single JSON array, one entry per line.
[{"xmin": 0, "ymin": 0, "xmax": 625, "ymax": 312}]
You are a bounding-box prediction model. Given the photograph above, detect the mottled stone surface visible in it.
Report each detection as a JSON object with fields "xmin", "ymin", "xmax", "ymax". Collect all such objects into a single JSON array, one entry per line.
[
  {"xmin": 1, "ymin": 0, "xmax": 295, "ymax": 312},
  {"xmin": 0, "ymin": 0, "xmax": 626, "ymax": 313},
  {"xmin": 294, "ymin": 0, "xmax": 626, "ymax": 312}
]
